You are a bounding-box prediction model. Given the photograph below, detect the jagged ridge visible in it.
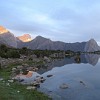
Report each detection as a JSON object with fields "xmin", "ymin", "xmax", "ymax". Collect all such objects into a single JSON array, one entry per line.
[{"xmin": 0, "ymin": 26, "xmax": 100, "ymax": 51}]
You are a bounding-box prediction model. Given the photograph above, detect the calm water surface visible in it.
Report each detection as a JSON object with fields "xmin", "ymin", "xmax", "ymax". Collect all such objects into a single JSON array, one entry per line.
[
  {"xmin": 20, "ymin": 54, "xmax": 100, "ymax": 100},
  {"xmin": 38, "ymin": 54, "xmax": 100, "ymax": 100}
]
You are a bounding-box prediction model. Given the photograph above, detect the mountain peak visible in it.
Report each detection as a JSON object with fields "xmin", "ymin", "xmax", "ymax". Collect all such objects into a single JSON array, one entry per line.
[
  {"xmin": 0, "ymin": 26, "xmax": 17, "ymax": 48},
  {"xmin": 89, "ymin": 38, "xmax": 96, "ymax": 42},
  {"xmin": 35, "ymin": 35, "xmax": 45, "ymax": 39},
  {"xmin": 17, "ymin": 34, "xmax": 32, "ymax": 42},
  {"xmin": 0, "ymin": 26, "xmax": 9, "ymax": 34},
  {"xmin": 35, "ymin": 35, "xmax": 50, "ymax": 40},
  {"xmin": 84, "ymin": 38, "xmax": 100, "ymax": 52}
]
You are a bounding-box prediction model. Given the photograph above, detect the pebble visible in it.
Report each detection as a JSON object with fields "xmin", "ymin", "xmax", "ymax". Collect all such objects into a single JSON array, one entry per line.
[
  {"xmin": 59, "ymin": 83, "xmax": 69, "ymax": 89},
  {"xmin": 26, "ymin": 86, "xmax": 36, "ymax": 90}
]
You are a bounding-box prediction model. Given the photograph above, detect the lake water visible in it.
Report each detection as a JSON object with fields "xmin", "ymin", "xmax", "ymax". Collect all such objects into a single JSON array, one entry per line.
[
  {"xmin": 19, "ymin": 54, "xmax": 100, "ymax": 100},
  {"xmin": 38, "ymin": 54, "xmax": 100, "ymax": 100}
]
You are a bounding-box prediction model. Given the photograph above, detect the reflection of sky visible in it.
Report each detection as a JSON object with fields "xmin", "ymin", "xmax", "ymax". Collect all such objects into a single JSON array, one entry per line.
[
  {"xmin": 0, "ymin": 0, "xmax": 100, "ymax": 43},
  {"xmin": 39, "ymin": 60, "xmax": 100, "ymax": 100}
]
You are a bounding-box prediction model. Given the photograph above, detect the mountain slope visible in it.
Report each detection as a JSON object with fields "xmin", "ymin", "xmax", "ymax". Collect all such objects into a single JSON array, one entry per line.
[
  {"xmin": 84, "ymin": 39, "xmax": 100, "ymax": 52},
  {"xmin": 17, "ymin": 36, "xmax": 86, "ymax": 51},
  {"xmin": 0, "ymin": 26, "xmax": 17, "ymax": 48},
  {"xmin": 17, "ymin": 36, "xmax": 100, "ymax": 52}
]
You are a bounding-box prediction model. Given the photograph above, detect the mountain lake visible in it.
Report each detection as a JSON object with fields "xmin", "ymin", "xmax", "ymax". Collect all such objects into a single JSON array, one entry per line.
[{"xmin": 18, "ymin": 54, "xmax": 100, "ymax": 100}]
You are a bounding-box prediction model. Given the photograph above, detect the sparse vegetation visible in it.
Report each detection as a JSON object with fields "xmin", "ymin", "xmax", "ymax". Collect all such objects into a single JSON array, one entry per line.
[
  {"xmin": 0, "ymin": 62, "xmax": 51, "ymax": 100},
  {"xmin": 0, "ymin": 44, "xmax": 100, "ymax": 100},
  {"xmin": 0, "ymin": 81, "xmax": 51, "ymax": 100}
]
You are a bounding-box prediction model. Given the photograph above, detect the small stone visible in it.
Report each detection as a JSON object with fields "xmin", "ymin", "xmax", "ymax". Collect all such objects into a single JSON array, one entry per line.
[
  {"xmin": 17, "ymin": 66, "xmax": 23, "ymax": 69},
  {"xmin": 17, "ymin": 91, "xmax": 20, "ymax": 93},
  {"xmin": 12, "ymin": 68, "xmax": 17, "ymax": 71},
  {"xmin": 26, "ymin": 86, "xmax": 36, "ymax": 90},
  {"xmin": 35, "ymin": 68, "xmax": 38, "ymax": 71},
  {"xmin": 59, "ymin": 83, "xmax": 69, "ymax": 89},
  {"xmin": 80, "ymin": 81, "xmax": 86, "ymax": 86},
  {"xmin": 22, "ymin": 64, "xmax": 29, "ymax": 67},
  {"xmin": 33, "ymin": 67, "xmax": 38, "ymax": 72},
  {"xmin": 0, "ymin": 78, "xmax": 3, "ymax": 81},
  {"xmin": 47, "ymin": 75, "xmax": 53, "ymax": 77},
  {"xmin": 6, "ymin": 83, "xmax": 10, "ymax": 86},
  {"xmin": 28, "ymin": 67, "xmax": 33, "ymax": 71},
  {"xmin": 8, "ymin": 80, "xmax": 14, "ymax": 83},
  {"xmin": 3, "ymin": 81, "xmax": 5, "ymax": 83}
]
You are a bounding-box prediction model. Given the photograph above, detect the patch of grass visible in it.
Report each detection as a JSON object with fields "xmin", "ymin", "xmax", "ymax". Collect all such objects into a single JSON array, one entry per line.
[
  {"xmin": 0, "ymin": 62, "xmax": 51, "ymax": 100},
  {"xmin": 0, "ymin": 82, "xmax": 51, "ymax": 100},
  {"xmin": 0, "ymin": 63, "xmax": 22, "ymax": 80}
]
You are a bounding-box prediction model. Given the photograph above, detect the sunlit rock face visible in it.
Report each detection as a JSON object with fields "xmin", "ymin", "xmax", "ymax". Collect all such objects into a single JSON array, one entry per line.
[
  {"xmin": 84, "ymin": 39, "xmax": 100, "ymax": 52},
  {"xmin": 0, "ymin": 26, "xmax": 17, "ymax": 48},
  {"xmin": 17, "ymin": 34, "xmax": 32, "ymax": 42},
  {"xmin": 0, "ymin": 26, "xmax": 8, "ymax": 34}
]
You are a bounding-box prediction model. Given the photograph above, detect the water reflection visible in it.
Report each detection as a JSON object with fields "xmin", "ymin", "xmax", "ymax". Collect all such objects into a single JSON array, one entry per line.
[
  {"xmin": 15, "ymin": 54, "xmax": 100, "ymax": 82},
  {"xmin": 74, "ymin": 55, "xmax": 81, "ymax": 63},
  {"xmin": 38, "ymin": 54, "xmax": 100, "ymax": 100},
  {"xmin": 85, "ymin": 54, "xmax": 100, "ymax": 66},
  {"xmin": 15, "ymin": 54, "xmax": 100, "ymax": 100},
  {"xmin": 46, "ymin": 54, "xmax": 100, "ymax": 71}
]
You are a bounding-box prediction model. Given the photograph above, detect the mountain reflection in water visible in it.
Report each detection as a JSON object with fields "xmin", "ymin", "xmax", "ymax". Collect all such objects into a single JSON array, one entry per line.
[
  {"xmin": 85, "ymin": 54, "xmax": 100, "ymax": 66},
  {"xmin": 17, "ymin": 54, "xmax": 100, "ymax": 100},
  {"xmin": 38, "ymin": 54, "xmax": 100, "ymax": 74},
  {"xmin": 38, "ymin": 54, "xmax": 100, "ymax": 100}
]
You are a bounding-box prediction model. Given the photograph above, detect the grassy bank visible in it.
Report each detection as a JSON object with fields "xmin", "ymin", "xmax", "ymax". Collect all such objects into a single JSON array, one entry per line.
[
  {"xmin": 0, "ymin": 63, "xmax": 51, "ymax": 100},
  {"xmin": 0, "ymin": 82, "xmax": 51, "ymax": 100}
]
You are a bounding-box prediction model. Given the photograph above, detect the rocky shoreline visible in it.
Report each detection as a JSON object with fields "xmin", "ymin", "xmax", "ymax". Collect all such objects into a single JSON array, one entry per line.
[{"xmin": 0, "ymin": 52, "xmax": 65, "ymax": 100}]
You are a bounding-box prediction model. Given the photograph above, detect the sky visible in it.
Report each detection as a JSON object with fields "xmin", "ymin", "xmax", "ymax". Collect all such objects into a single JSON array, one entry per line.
[{"xmin": 0, "ymin": 0, "xmax": 100, "ymax": 44}]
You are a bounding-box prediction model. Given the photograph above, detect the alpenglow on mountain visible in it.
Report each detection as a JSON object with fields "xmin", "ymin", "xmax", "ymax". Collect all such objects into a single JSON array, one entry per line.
[
  {"xmin": 0, "ymin": 26, "xmax": 100, "ymax": 52},
  {"xmin": 0, "ymin": 26, "xmax": 17, "ymax": 47},
  {"xmin": 17, "ymin": 34, "xmax": 32, "ymax": 42}
]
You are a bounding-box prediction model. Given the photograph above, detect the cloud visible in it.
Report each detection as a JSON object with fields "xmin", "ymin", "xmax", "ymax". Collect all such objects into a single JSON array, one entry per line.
[{"xmin": 1, "ymin": 0, "xmax": 100, "ymax": 43}]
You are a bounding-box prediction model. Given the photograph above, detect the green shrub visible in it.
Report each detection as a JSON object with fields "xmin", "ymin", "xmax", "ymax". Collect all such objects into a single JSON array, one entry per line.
[{"xmin": 6, "ymin": 50, "xmax": 20, "ymax": 58}]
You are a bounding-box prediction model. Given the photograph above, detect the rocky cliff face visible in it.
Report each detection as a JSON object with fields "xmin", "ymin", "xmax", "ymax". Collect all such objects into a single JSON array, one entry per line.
[
  {"xmin": 17, "ymin": 34, "xmax": 32, "ymax": 42},
  {"xmin": 84, "ymin": 39, "xmax": 100, "ymax": 52},
  {"xmin": 0, "ymin": 26, "xmax": 17, "ymax": 48}
]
